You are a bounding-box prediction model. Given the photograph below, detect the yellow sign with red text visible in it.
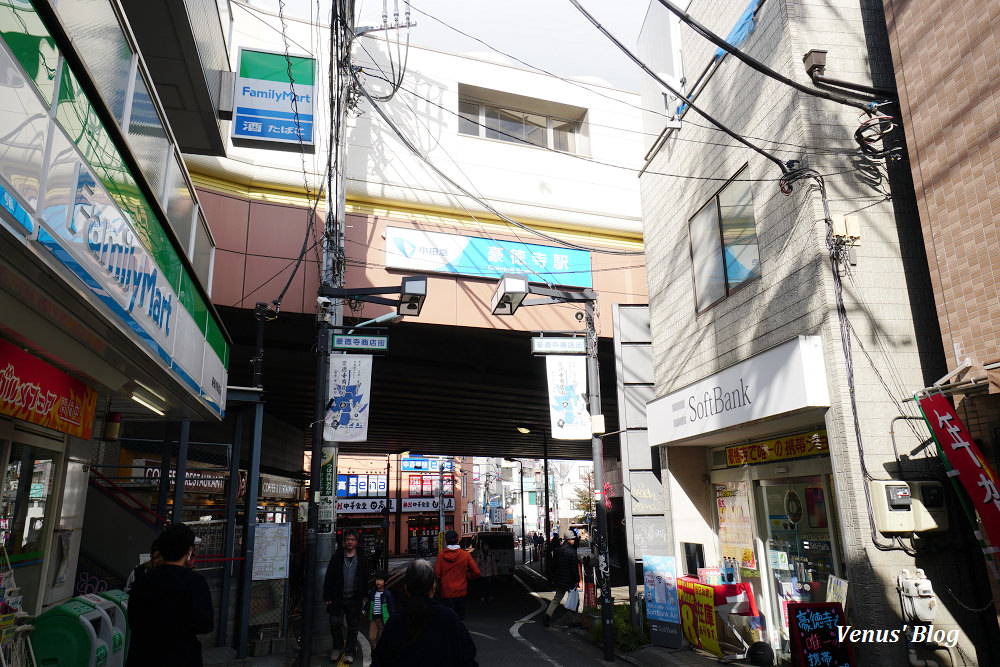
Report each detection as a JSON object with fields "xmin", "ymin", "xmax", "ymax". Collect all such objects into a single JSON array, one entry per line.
[{"xmin": 726, "ymin": 431, "xmax": 828, "ymax": 467}]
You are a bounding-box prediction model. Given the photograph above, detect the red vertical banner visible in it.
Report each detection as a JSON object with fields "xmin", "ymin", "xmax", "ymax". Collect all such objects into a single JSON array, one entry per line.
[
  {"xmin": 918, "ymin": 393, "xmax": 1000, "ymax": 551},
  {"xmin": 0, "ymin": 339, "xmax": 96, "ymax": 438}
]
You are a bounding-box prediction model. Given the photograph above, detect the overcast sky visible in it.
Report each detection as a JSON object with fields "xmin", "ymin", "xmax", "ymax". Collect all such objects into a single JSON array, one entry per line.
[
  {"xmin": 327, "ymin": 0, "xmax": 651, "ymax": 91},
  {"xmin": 354, "ymin": 0, "xmax": 651, "ymax": 90}
]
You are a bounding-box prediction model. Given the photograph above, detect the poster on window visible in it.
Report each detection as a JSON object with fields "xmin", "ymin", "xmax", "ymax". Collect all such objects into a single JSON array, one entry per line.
[
  {"xmin": 715, "ymin": 481, "xmax": 756, "ymax": 569},
  {"xmin": 324, "ymin": 355, "xmax": 372, "ymax": 442},
  {"xmin": 408, "ymin": 475, "xmax": 422, "ymax": 496},
  {"xmin": 422, "ymin": 475, "xmax": 435, "ymax": 497},
  {"xmin": 546, "ymin": 355, "xmax": 590, "ymax": 440}
]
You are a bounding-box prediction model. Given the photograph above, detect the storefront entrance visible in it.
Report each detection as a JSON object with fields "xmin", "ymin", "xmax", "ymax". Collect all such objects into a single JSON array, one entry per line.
[{"xmin": 710, "ymin": 439, "xmax": 845, "ymax": 663}]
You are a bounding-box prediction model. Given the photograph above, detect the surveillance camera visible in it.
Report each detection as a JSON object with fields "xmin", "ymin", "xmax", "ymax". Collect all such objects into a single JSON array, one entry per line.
[{"xmin": 575, "ymin": 311, "xmax": 585, "ymax": 322}]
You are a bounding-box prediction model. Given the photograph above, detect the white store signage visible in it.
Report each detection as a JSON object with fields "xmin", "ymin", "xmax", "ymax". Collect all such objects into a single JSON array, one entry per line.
[
  {"xmin": 401, "ymin": 497, "xmax": 455, "ymax": 512},
  {"xmin": 647, "ymin": 336, "xmax": 829, "ymax": 446}
]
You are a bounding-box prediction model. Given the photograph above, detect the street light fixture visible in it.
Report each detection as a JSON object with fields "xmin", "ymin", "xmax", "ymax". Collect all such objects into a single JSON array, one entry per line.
[
  {"xmin": 494, "ymin": 274, "xmax": 614, "ymax": 662},
  {"xmin": 302, "ymin": 276, "xmax": 428, "ymax": 663}
]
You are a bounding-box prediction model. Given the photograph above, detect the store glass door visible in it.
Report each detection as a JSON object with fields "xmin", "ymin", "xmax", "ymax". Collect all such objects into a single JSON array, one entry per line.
[
  {"xmin": 1, "ymin": 442, "xmax": 62, "ymax": 613},
  {"xmin": 756, "ymin": 474, "xmax": 844, "ymax": 662}
]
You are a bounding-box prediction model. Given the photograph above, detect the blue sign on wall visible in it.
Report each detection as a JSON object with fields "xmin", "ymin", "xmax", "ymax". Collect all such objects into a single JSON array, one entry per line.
[{"xmin": 385, "ymin": 227, "xmax": 592, "ymax": 287}]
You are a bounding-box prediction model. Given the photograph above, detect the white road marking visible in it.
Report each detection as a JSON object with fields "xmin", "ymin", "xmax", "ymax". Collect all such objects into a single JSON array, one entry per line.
[{"xmin": 509, "ymin": 573, "xmax": 562, "ymax": 667}]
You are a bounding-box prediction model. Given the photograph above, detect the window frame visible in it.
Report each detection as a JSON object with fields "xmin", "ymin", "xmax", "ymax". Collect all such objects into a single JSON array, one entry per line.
[
  {"xmin": 457, "ymin": 97, "xmax": 582, "ymax": 154},
  {"xmin": 688, "ymin": 166, "xmax": 761, "ymax": 313}
]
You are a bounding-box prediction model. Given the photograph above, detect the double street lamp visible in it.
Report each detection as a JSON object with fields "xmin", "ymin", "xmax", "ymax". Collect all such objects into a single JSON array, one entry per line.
[{"xmin": 491, "ymin": 274, "xmax": 615, "ymax": 662}]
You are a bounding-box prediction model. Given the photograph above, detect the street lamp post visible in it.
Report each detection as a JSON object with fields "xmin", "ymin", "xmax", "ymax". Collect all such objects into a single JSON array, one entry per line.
[
  {"xmin": 492, "ymin": 275, "xmax": 615, "ymax": 662},
  {"xmin": 505, "ymin": 458, "xmax": 526, "ymax": 564}
]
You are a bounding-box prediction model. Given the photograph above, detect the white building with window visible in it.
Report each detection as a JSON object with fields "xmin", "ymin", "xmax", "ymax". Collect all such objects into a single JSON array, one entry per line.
[{"xmin": 637, "ymin": 0, "xmax": 988, "ymax": 664}]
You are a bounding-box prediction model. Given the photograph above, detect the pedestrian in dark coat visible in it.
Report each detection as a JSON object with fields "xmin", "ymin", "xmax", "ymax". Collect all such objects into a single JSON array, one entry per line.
[
  {"xmin": 126, "ymin": 523, "xmax": 213, "ymax": 666},
  {"xmin": 543, "ymin": 530, "xmax": 580, "ymax": 626},
  {"xmin": 323, "ymin": 528, "xmax": 370, "ymax": 664},
  {"xmin": 371, "ymin": 559, "xmax": 477, "ymax": 667}
]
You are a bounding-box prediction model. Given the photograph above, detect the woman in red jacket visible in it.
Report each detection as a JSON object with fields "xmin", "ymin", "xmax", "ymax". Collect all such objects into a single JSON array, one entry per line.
[{"xmin": 434, "ymin": 530, "xmax": 480, "ymax": 619}]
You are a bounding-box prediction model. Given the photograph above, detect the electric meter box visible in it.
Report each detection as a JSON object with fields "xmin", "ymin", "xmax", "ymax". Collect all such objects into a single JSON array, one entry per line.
[
  {"xmin": 911, "ymin": 480, "xmax": 949, "ymax": 532},
  {"xmin": 870, "ymin": 480, "xmax": 913, "ymax": 533}
]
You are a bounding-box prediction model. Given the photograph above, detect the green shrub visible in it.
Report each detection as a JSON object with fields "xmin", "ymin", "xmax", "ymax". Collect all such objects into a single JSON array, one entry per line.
[{"xmin": 585, "ymin": 603, "xmax": 651, "ymax": 652}]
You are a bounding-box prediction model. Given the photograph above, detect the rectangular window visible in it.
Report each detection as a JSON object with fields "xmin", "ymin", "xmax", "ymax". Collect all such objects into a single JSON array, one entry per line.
[
  {"xmin": 689, "ymin": 169, "xmax": 760, "ymax": 311},
  {"xmin": 461, "ymin": 98, "xmax": 581, "ymax": 154}
]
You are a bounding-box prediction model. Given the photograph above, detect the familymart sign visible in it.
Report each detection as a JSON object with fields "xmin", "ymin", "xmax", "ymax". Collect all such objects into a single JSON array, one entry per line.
[{"xmin": 234, "ymin": 49, "xmax": 315, "ymax": 145}]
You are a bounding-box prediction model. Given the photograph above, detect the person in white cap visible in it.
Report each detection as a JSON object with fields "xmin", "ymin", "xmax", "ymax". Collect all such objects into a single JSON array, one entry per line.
[{"xmin": 542, "ymin": 530, "xmax": 580, "ymax": 627}]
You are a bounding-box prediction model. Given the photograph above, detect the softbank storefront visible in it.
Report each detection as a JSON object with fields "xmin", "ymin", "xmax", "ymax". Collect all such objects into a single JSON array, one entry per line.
[{"xmin": 648, "ymin": 336, "xmax": 846, "ymax": 660}]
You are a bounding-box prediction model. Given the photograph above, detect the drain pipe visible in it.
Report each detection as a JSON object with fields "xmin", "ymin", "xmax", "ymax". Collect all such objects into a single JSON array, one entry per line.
[{"xmin": 906, "ymin": 639, "xmax": 954, "ymax": 667}]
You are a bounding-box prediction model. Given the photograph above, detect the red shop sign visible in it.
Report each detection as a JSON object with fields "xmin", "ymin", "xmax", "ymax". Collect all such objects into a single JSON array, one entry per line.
[
  {"xmin": 0, "ymin": 339, "xmax": 97, "ymax": 439},
  {"xmin": 918, "ymin": 393, "xmax": 1000, "ymax": 551}
]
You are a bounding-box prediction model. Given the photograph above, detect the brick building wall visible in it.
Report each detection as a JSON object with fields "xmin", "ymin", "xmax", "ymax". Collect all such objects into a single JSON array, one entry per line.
[{"xmin": 882, "ymin": 0, "xmax": 1000, "ymax": 369}]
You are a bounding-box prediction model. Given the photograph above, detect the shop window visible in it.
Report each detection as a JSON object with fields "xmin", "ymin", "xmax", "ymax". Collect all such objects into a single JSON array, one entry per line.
[
  {"xmin": 1, "ymin": 444, "xmax": 59, "ymax": 613},
  {"xmin": 689, "ymin": 168, "xmax": 761, "ymax": 312}
]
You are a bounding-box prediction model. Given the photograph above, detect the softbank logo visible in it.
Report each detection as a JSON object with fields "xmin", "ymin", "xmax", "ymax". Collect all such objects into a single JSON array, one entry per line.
[{"xmin": 672, "ymin": 379, "xmax": 752, "ymax": 427}]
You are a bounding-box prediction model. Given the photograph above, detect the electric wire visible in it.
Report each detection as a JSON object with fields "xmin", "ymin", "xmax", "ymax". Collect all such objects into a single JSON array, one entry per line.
[
  {"xmin": 567, "ymin": 0, "xmax": 789, "ymax": 176},
  {"xmin": 360, "ymin": 66, "xmax": 869, "ymax": 184},
  {"xmin": 346, "ymin": 65, "xmax": 645, "ymax": 256},
  {"xmin": 656, "ymin": 0, "xmax": 875, "ymax": 113}
]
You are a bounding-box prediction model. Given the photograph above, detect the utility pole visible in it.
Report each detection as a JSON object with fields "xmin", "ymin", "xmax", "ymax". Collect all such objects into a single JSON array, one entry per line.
[
  {"xmin": 585, "ymin": 299, "xmax": 615, "ymax": 662},
  {"xmin": 301, "ymin": 2, "xmax": 352, "ymax": 663}
]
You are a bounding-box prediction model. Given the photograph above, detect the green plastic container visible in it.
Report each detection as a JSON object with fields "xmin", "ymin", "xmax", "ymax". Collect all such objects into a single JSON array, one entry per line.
[
  {"xmin": 31, "ymin": 600, "xmax": 110, "ymax": 667},
  {"xmin": 74, "ymin": 595, "xmax": 125, "ymax": 667}
]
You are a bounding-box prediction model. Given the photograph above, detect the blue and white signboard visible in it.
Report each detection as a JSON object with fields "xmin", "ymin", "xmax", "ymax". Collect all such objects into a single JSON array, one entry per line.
[
  {"xmin": 324, "ymin": 355, "xmax": 372, "ymax": 442},
  {"xmin": 234, "ymin": 49, "xmax": 315, "ymax": 145},
  {"xmin": 546, "ymin": 355, "xmax": 590, "ymax": 440},
  {"xmin": 643, "ymin": 554, "xmax": 683, "ymax": 648},
  {"xmin": 385, "ymin": 227, "xmax": 592, "ymax": 287},
  {"xmin": 401, "ymin": 457, "xmax": 454, "ymax": 472}
]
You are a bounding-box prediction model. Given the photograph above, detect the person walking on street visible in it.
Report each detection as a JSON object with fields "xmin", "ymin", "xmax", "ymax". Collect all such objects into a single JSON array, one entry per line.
[
  {"xmin": 371, "ymin": 559, "xmax": 477, "ymax": 667},
  {"xmin": 126, "ymin": 523, "xmax": 214, "ymax": 666},
  {"xmin": 323, "ymin": 528, "xmax": 370, "ymax": 664},
  {"xmin": 365, "ymin": 571, "xmax": 395, "ymax": 651},
  {"xmin": 434, "ymin": 529, "xmax": 479, "ymax": 619},
  {"xmin": 475, "ymin": 542, "xmax": 497, "ymax": 601},
  {"xmin": 543, "ymin": 530, "xmax": 581, "ymax": 627}
]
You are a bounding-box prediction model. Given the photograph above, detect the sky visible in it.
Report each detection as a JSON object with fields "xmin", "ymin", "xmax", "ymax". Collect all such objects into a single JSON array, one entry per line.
[
  {"xmin": 354, "ymin": 0, "xmax": 652, "ymax": 90},
  {"xmin": 252, "ymin": 0, "xmax": 654, "ymax": 91}
]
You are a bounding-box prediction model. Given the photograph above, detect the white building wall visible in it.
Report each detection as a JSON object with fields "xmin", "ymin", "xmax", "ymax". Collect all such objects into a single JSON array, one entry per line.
[
  {"xmin": 187, "ymin": 6, "xmax": 643, "ymax": 238},
  {"xmin": 639, "ymin": 0, "xmax": 967, "ymax": 663}
]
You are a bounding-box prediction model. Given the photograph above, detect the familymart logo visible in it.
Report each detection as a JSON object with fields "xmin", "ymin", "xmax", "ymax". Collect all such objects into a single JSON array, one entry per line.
[{"xmin": 234, "ymin": 49, "xmax": 315, "ymax": 144}]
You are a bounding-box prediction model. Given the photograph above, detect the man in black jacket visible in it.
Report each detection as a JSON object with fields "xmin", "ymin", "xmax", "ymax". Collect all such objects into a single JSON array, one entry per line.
[
  {"xmin": 323, "ymin": 528, "xmax": 369, "ymax": 664},
  {"xmin": 127, "ymin": 523, "xmax": 213, "ymax": 666},
  {"xmin": 542, "ymin": 530, "xmax": 580, "ymax": 627}
]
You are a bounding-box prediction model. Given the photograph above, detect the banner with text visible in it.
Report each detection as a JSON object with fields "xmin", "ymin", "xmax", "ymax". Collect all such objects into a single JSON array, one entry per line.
[
  {"xmin": 677, "ymin": 577, "xmax": 722, "ymax": 657},
  {"xmin": 919, "ymin": 393, "xmax": 1000, "ymax": 554},
  {"xmin": 643, "ymin": 554, "xmax": 683, "ymax": 648},
  {"xmin": 546, "ymin": 355, "xmax": 590, "ymax": 440},
  {"xmin": 0, "ymin": 339, "xmax": 97, "ymax": 439},
  {"xmin": 716, "ymin": 480, "xmax": 756, "ymax": 568},
  {"xmin": 325, "ymin": 355, "xmax": 372, "ymax": 442}
]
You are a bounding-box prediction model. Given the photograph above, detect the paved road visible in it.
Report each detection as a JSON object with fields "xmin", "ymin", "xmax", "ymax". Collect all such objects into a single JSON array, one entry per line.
[{"xmin": 318, "ymin": 558, "xmax": 609, "ymax": 667}]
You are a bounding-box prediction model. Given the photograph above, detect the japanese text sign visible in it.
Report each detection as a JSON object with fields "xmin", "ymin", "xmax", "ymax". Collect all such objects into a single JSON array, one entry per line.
[
  {"xmin": 787, "ymin": 602, "xmax": 855, "ymax": 667},
  {"xmin": 234, "ymin": 49, "xmax": 314, "ymax": 145},
  {"xmin": 726, "ymin": 431, "xmax": 829, "ymax": 467},
  {"xmin": 677, "ymin": 577, "xmax": 722, "ymax": 657},
  {"xmin": 918, "ymin": 394, "xmax": 1000, "ymax": 551},
  {"xmin": 0, "ymin": 339, "xmax": 96, "ymax": 438}
]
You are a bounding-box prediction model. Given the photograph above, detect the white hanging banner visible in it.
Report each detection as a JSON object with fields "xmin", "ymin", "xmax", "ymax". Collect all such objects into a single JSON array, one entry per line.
[
  {"xmin": 324, "ymin": 355, "xmax": 373, "ymax": 442},
  {"xmin": 546, "ymin": 355, "xmax": 590, "ymax": 440}
]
